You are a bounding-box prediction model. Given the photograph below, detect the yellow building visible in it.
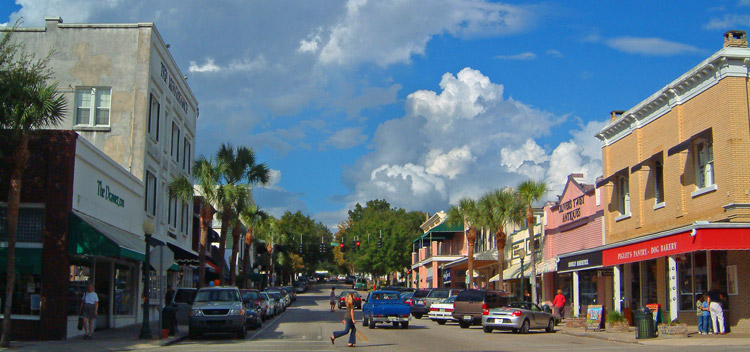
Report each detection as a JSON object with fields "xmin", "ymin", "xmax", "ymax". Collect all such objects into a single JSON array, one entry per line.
[{"xmin": 595, "ymin": 31, "xmax": 750, "ymax": 331}]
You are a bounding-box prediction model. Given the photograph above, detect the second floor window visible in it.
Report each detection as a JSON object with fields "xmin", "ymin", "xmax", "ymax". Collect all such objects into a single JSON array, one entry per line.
[
  {"xmin": 695, "ymin": 140, "xmax": 714, "ymax": 189},
  {"xmin": 183, "ymin": 138, "xmax": 191, "ymax": 174},
  {"xmin": 75, "ymin": 87, "xmax": 111, "ymax": 126},
  {"xmin": 618, "ymin": 175, "xmax": 630, "ymax": 216},
  {"xmin": 145, "ymin": 171, "xmax": 157, "ymax": 217},
  {"xmin": 148, "ymin": 94, "xmax": 160, "ymax": 141},
  {"xmin": 654, "ymin": 160, "xmax": 664, "ymax": 204},
  {"xmin": 171, "ymin": 122, "xmax": 180, "ymax": 163}
]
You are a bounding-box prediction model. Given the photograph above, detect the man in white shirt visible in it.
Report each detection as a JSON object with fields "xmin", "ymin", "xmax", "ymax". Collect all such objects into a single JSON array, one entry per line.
[{"xmin": 80, "ymin": 284, "xmax": 99, "ymax": 339}]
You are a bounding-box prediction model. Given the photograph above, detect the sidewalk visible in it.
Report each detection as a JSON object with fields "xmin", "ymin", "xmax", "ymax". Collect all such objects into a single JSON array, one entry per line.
[
  {"xmin": 557, "ymin": 324, "xmax": 750, "ymax": 347},
  {"xmin": 0, "ymin": 322, "xmax": 187, "ymax": 352}
]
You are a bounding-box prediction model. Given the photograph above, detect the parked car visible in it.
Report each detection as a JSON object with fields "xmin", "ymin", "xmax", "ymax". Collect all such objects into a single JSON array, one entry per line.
[
  {"xmin": 260, "ymin": 292, "xmax": 278, "ymax": 317},
  {"xmin": 424, "ymin": 288, "xmax": 462, "ymax": 308},
  {"xmin": 481, "ymin": 301, "xmax": 556, "ymax": 334},
  {"xmin": 281, "ymin": 286, "xmax": 296, "ymax": 302},
  {"xmin": 293, "ymin": 280, "xmax": 307, "ymax": 293},
  {"xmin": 345, "ymin": 275, "xmax": 355, "ymax": 284},
  {"xmin": 265, "ymin": 288, "xmax": 289, "ymax": 309},
  {"xmin": 428, "ymin": 296, "xmax": 458, "ymax": 325},
  {"xmin": 268, "ymin": 292, "xmax": 286, "ymax": 311},
  {"xmin": 400, "ymin": 291, "xmax": 414, "ymax": 305},
  {"xmin": 409, "ymin": 289, "xmax": 431, "ymax": 319},
  {"xmin": 452, "ymin": 289, "xmax": 512, "ymax": 329},
  {"xmin": 337, "ymin": 291, "xmax": 363, "ymax": 309},
  {"xmin": 240, "ymin": 289, "xmax": 263, "ymax": 328},
  {"xmin": 353, "ymin": 278, "xmax": 368, "ymax": 291},
  {"xmin": 189, "ymin": 286, "xmax": 246, "ymax": 339},
  {"xmin": 362, "ymin": 290, "xmax": 411, "ymax": 329},
  {"xmin": 168, "ymin": 287, "xmax": 197, "ymax": 325}
]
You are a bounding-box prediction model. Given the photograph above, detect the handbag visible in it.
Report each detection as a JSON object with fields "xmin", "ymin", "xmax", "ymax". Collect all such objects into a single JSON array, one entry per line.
[{"xmin": 77, "ymin": 292, "xmax": 86, "ymax": 331}]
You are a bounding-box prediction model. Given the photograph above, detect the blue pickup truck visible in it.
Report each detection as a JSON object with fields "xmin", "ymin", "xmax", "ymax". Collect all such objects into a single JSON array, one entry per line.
[{"xmin": 362, "ymin": 290, "xmax": 411, "ymax": 329}]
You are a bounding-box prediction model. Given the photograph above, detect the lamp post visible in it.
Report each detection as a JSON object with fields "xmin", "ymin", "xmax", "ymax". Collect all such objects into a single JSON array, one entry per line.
[
  {"xmin": 139, "ymin": 219, "xmax": 155, "ymax": 339},
  {"xmin": 518, "ymin": 249, "xmax": 526, "ymax": 302}
]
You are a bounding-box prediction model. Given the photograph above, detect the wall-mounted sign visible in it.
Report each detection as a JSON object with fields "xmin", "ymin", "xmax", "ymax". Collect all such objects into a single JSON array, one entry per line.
[
  {"xmin": 160, "ymin": 62, "xmax": 189, "ymax": 113},
  {"xmin": 97, "ymin": 180, "xmax": 125, "ymax": 208},
  {"xmin": 558, "ymin": 251, "xmax": 602, "ymax": 272},
  {"xmin": 558, "ymin": 194, "xmax": 585, "ymax": 223}
]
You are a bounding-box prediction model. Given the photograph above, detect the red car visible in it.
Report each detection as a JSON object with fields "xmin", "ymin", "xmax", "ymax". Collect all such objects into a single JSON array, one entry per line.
[{"xmin": 338, "ymin": 290, "xmax": 362, "ymax": 309}]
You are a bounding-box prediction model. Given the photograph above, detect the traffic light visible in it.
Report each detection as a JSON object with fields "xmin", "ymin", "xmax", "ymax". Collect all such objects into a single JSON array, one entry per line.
[
  {"xmin": 319, "ymin": 243, "xmax": 324, "ymax": 253},
  {"xmin": 339, "ymin": 242, "xmax": 346, "ymax": 252},
  {"xmin": 356, "ymin": 240, "xmax": 361, "ymax": 251},
  {"xmin": 299, "ymin": 243, "xmax": 303, "ymax": 254},
  {"xmin": 378, "ymin": 237, "xmax": 382, "ymax": 249},
  {"xmin": 352, "ymin": 240, "xmax": 357, "ymax": 251}
]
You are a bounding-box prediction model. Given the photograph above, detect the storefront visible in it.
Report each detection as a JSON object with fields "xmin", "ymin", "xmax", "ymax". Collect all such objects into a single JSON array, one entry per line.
[{"xmin": 557, "ymin": 250, "xmax": 607, "ymax": 318}]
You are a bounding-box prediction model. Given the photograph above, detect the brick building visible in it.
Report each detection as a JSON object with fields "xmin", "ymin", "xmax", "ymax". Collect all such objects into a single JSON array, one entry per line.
[{"xmin": 594, "ymin": 30, "xmax": 750, "ymax": 331}]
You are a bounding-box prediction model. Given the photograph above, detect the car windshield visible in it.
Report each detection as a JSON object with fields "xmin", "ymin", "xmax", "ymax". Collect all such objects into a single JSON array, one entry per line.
[
  {"xmin": 371, "ymin": 292, "xmax": 400, "ymax": 301},
  {"xmin": 401, "ymin": 292, "xmax": 413, "ymax": 300},
  {"xmin": 427, "ymin": 289, "xmax": 449, "ymax": 299},
  {"xmin": 413, "ymin": 290, "xmax": 429, "ymax": 298},
  {"xmin": 339, "ymin": 291, "xmax": 359, "ymax": 298},
  {"xmin": 260, "ymin": 293, "xmax": 270, "ymax": 300},
  {"xmin": 194, "ymin": 289, "xmax": 240, "ymax": 302},
  {"xmin": 242, "ymin": 291, "xmax": 260, "ymax": 301},
  {"xmin": 442, "ymin": 296, "xmax": 457, "ymax": 303},
  {"xmin": 508, "ymin": 302, "xmax": 533, "ymax": 310},
  {"xmin": 455, "ymin": 290, "xmax": 485, "ymax": 302}
]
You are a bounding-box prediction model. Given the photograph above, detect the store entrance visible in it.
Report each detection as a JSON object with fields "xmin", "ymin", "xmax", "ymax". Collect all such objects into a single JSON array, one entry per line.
[{"xmin": 94, "ymin": 261, "xmax": 111, "ymax": 330}]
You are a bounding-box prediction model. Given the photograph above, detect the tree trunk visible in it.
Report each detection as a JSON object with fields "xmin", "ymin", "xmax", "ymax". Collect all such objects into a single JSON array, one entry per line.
[
  {"xmin": 241, "ymin": 228, "xmax": 253, "ymax": 288},
  {"xmin": 229, "ymin": 222, "xmax": 241, "ymax": 286},
  {"xmin": 198, "ymin": 203, "xmax": 213, "ymax": 288},
  {"xmin": 495, "ymin": 227, "xmax": 507, "ymax": 291},
  {"xmin": 1, "ymin": 135, "xmax": 29, "ymax": 347},
  {"xmin": 466, "ymin": 227, "xmax": 476, "ymax": 290},
  {"xmin": 217, "ymin": 210, "xmax": 231, "ymax": 285},
  {"xmin": 527, "ymin": 207, "xmax": 537, "ymax": 304}
]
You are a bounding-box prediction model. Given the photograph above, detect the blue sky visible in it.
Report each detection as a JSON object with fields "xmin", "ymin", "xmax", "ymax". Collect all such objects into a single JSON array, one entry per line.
[{"xmin": 2, "ymin": 1, "xmax": 748, "ymax": 228}]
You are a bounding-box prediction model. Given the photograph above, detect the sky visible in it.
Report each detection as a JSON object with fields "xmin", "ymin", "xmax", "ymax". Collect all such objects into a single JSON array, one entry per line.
[{"xmin": 2, "ymin": 1, "xmax": 748, "ymax": 229}]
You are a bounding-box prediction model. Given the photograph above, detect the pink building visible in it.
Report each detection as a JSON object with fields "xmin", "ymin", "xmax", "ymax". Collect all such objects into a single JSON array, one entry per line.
[
  {"xmin": 411, "ymin": 212, "xmax": 467, "ymax": 289},
  {"xmin": 543, "ymin": 174, "xmax": 605, "ymax": 317}
]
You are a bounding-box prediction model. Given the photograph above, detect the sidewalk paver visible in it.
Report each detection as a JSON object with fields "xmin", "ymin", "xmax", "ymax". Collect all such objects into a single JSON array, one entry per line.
[{"xmin": 557, "ymin": 323, "xmax": 750, "ymax": 347}]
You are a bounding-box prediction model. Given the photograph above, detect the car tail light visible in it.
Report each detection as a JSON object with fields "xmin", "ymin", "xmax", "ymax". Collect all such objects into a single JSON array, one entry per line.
[
  {"xmin": 482, "ymin": 303, "xmax": 488, "ymax": 316},
  {"xmin": 405, "ymin": 299, "xmax": 412, "ymax": 305},
  {"xmin": 446, "ymin": 308, "xmax": 453, "ymax": 312},
  {"xmin": 430, "ymin": 307, "xmax": 438, "ymax": 311},
  {"xmin": 356, "ymin": 297, "xmax": 361, "ymax": 301},
  {"xmin": 401, "ymin": 314, "xmax": 409, "ymax": 318},
  {"xmin": 512, "ymin": 310, "xmax": 522, "ymax": 317},
  {"xmin": 374, "ymin": 314, "xmax": 383, "ymax": 317}
]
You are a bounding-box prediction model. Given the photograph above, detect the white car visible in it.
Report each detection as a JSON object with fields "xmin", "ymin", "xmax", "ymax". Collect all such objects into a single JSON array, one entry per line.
[
  {"xmin": 261, "ymin": 292, "xmax": 279, "ymax": 317},
  {"xmin": 428, "ymin": 296, "xmax": 458, "ymax": 325}
]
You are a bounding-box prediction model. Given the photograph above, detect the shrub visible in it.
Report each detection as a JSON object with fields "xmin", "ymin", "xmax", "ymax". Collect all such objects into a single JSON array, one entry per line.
[{"xmin": 606, "ymin": 310, "xmax": 626, "ymax": 323}]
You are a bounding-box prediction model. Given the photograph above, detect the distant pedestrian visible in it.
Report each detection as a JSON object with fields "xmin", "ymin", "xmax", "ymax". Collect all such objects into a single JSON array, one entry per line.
[
  {"xmin": 330, "ymin": 287, "xmax": 336, "ymax": 312},
  {"xmin": 697, "ymin": 294, "xmax": 710, "ymax": 334},
  {"xmin": 707, "ymin": 292, "xmax": 725, "ymax": 334},
  {"xmin": 553, "ymin": 289, "xmax": 566, "ymax": 320},
  {"xmin": 79, "ymin": 284, "xmax": 99, "ymax": 339},
  {"xmin": 331, "ymin": 293, "xmax": 357, "ymax": 347},
  {"xmin": 165, "ymin": 285, "xmax": 175, "ymax": 305}
]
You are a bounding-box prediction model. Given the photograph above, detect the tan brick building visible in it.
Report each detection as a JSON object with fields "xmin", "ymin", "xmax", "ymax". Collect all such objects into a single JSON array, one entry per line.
[{"xmin": 595, "ymin": 31, "xmax": 750, "ymax": 332}]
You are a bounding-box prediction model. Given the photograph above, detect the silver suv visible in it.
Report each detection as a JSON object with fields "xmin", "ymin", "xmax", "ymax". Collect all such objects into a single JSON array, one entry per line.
[{"xmin": 189, "ymin": 286, "xmax": 246, "ymax": 339}]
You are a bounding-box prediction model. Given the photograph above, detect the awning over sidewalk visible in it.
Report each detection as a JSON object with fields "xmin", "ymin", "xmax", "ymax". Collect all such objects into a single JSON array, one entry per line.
[
  {"xmin": 69, "ymin": 211, "xmax": 145, "ymax": 262},
  {"xmin": 167, "ymin": 242, "xmax": 200, "ymax": 265},
  {"xmin": 492, "ymin": 258, "xmax": 557, "ymax": 282},
  {"xmin": 413, "ymin": 222, "xmax": 464, "ymax": 243}
]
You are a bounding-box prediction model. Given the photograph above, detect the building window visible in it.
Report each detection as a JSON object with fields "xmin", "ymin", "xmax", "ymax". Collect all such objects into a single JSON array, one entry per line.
[
  {"xmin": 618, "ymin": 175, "xmax": 630, "ymax": 216},
  {"xmin": 114, "ymin": 265, "xmax": 136, "ymax": 315},
  {"xmin": 654, "ymin": 160, "xmax": 664, "ymax": 204},
  {"xmin": 171, "ymin": 122, "xmax": 180, "ymax": 162},
  {"xmin": 526, "ymin": 235, "xmax": 541, "ymax": 255},
  {"xmin": 168, "ymin": 196, "xmax": 177, "ymax": 228},
  {"xmin": 183, "ymin": 138, "xmax": 191, "ymax": 173},
  {"xmin": 145, "ymin": 171, "xmax": 157, "ymax": 217},
  {"xmin": 147, "ymin": 94, "xmax": 160, "ymax": 141},
  {"xmin": 180, "ymin": 201, "xmax": 189, "ymax": 235},
  {"xmin": 75, "ymin": 87, "xmax": 111, "ymax": 126},
  {"xmin": 695, "ymin": 140, "xmax": 714, "ymax": 189},
  {"xmin": 0, "ymin": 205, "xmax": 45, "ymax": 243}
]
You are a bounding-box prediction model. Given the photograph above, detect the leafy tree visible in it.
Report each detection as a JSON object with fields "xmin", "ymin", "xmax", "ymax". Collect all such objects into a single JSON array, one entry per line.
[
  {"xmin": 447, "ymin": 198, "xmax": 479, "ymax": 289},
  {"xmin": 516, "ymin": 180, "xmax": 548, "ymax": 304},
  {"xmin": 0, "ymin": 26, "xmax": 66, "ymax": 347}
]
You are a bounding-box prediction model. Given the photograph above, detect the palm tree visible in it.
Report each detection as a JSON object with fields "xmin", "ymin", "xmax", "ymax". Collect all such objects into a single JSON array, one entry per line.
[
  {"xmin": 215, "ymin": 144, "xmax": 269, "ymax": 285},
  {"xmin": 239, "ymin": 204, "xmax": 267, "ymax": 288},
  {"xmin": 447, "ymin": 198, "xmax": 479, "ymax": 290},
  {"xmin": 516, "ymin": 180, "xmax": 548, "ymax": 304},
  {"xmin": 169, "ymin": 156, "xmax": 224, "ymax": 288},
  {"xmin": 477, "ymin": 189, "xmax": 523, "ymax": 291},
  {"xmin": 0, "ymin": 32, "xmax": 66, "ymax": 346},
  {"xmin": 227, "ymin": 185, "xmax": 251, "ymax": 286}
]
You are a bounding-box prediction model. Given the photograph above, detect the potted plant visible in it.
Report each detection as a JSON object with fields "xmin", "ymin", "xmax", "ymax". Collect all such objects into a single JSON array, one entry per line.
[
  {"xmin": 657, "ymin": 319, "xmax": 688, "ymax": 338},
  {"xmin": 605, "ymin": 311, "xmax": 629, "ymax": 333}
]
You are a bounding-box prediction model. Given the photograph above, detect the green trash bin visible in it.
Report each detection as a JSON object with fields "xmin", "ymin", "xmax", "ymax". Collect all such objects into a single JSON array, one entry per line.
[{"xmin": 634, "ymin": 307, "xmax": 655, "ymax": 339}]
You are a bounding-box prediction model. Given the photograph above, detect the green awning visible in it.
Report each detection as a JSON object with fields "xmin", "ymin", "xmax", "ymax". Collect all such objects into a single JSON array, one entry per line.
[
  {"xmin": 168, "ymin": 263, "xmax": 180, "ymax": 271},
  {"xmin": 69, "ymin": 211, "xmax": 145, "ymax": 262},
  {"xmin": 0, "ymin": 247, "xmax": 42, "ymax": 274},
  {"xmin": 413, "ymin": 222, "xmax": 464, "ymax": 243}
]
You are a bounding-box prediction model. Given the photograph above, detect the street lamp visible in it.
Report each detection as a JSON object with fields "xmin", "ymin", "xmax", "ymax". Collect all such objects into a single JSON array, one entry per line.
[
  {"xmin": 139, "ymin": 219, "xmax": 155, "ymax": 339},
  {"xmin": 518, "ymin": 249, "xmax": 526, "ymax": 302}
]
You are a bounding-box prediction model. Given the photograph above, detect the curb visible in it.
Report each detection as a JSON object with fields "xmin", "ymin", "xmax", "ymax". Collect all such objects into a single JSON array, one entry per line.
[
  {"xmin": 161, "ymin": 334, "xmax": 189, "ymax": 346},
  {"xmin": 560, "ymin": 330, "xmax": 643, "ymax": 345}
]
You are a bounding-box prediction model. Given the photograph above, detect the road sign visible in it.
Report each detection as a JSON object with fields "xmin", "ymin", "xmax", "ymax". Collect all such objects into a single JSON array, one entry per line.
[{"xmin": 331, "ymin": 242, "xmax": 338, "ymax": 246}]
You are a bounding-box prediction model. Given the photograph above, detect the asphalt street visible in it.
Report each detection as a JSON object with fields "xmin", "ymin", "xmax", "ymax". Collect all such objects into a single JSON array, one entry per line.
[{"xmin": 163, "ymin": 284, "xmax": 745, "ymax": 352}]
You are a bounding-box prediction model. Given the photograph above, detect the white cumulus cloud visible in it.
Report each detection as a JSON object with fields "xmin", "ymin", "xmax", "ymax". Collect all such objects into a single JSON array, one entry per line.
[
  {"xmin": 605, "ymin": 37, "xmax": 702, "ymax": 56},
  {"xmin": 189, "ymin": 58, "xmax": 221, "ymax": 73},
  {"xmin": 324, "ymin": 127, "xmax": 368, "ymax": 149},
  {"xmin": 425, "ymin": 146, "xmax": 475, "ymax": 179}
]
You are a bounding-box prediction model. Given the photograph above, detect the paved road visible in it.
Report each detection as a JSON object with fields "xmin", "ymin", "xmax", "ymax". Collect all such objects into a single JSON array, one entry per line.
[{"xmin": 164, "ymin": 284, "xmax": 744, "ymax": 352}]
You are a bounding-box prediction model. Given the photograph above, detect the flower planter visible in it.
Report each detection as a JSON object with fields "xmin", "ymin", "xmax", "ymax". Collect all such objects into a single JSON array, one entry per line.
[
  {"xmin": 657, "ymin": 323, "xmax": 688, "ymax": 338},
  {"xmin": 606, "ymin": 321, "xmax": 630, "ymax": 333},
  {"xmin": 565, "ymin": 317, "xmax": 586, "ymax": 328}
]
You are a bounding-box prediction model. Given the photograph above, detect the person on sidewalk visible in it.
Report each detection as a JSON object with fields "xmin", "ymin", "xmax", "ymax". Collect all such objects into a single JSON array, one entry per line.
[
  {"xmin": 552, "ymin": 289, "xmax": 566, "ymax": 321},
  {"xmin": 707, "ymin": 292, "xmax": 725, "ymax": 335},
  {"xmin": 79, "ymin": 284, "xmax": 99, "ymax": 340},
  {"xmin": 331, "ymin": 293, "xmax": 357, "ymax": 347},
  {"xmin": 330, "ymin": 287, "xmax": 336, "ymax": 312},
  {"xmin": 696, "ymin": 294, "xmax": 710, "ymax": 334}
]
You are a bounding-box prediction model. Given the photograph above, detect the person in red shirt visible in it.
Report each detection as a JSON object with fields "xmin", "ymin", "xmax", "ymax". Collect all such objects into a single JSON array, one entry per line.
[{"xmin": 552, "ymin": 289, "xmax": 566, "ymax": 320}]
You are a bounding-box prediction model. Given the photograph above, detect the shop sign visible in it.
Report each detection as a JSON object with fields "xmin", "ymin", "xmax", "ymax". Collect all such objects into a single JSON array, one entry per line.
[
  {"xmin": 558, "ymin": 194, "xmax": 585, "ymax": 223},
  {"xmin": 160, "ymin": 62, "xmax": 189, "ymax": 113},
  {"xmin": 97, "ymin": 180, "xmax": 125, "ymax": 208},
  {"xmin": 442, "ymin": 268, "xmax": 451, "ymax": 283},
  {"xmin": 602, "ymin": 232, "xmax": 695, "ymax": 266},
  {"xmin": 558, "ymin": 251, "xmax": 602, "ymax": 272}
]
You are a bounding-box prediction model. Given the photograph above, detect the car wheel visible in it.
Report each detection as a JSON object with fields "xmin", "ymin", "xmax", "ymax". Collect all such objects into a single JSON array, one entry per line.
[
  {"xmin": 520, "ymin": 320, "xmax": 530, "ymax": 334},
  {"xmin": 414, "ymin": 314, "xmax": 423, "ymax": 320},
  {"xmin": 368, "ymin": 314, "xmax": 375, "ymax": 329},
  {"xmin": 238, "ymin": 325, "xmax": 247, "ymax": 339},
  {"xmin": 437, "ymin": 320, "xmax": 446, "ymax": 325},
  {"xmin": 363, "ymin": 316, "xmax": 369, "ymax": 327},
  {"xmin": 483, "ymin": 326, "xmax": 493, "ymax": 333},
  {"xmin": 512, "ymin": 328, "xmax": 519, "ymax": 334},
  {"xmin": 401, "ymin": 322, "xmax": 409, "ymax": 329},
  {"xmin": 459, "ymin": 321, "xmax": 470, "ymax": 329}
]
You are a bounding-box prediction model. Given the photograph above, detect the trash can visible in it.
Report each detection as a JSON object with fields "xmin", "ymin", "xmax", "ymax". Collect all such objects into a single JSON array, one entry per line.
[{"xmin": 634, "ymin": 307, "xmax": 655, "ymax": 339}]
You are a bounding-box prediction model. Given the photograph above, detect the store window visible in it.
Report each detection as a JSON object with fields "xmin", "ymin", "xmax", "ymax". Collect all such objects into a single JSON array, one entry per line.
[
  {"xmin": 579, "ymin": 270, "xmax": 598, "ymax": 307},
  {"xmin": 630, "ymin": 263, "xmax": 642, "ymax": 309},
  {"xmin": 695, "ymin": 140, "xmax": 714, "ymax": 189},
  {"xmin": 67, "ymin": 262, "xmax": 91, "ymax": 316},
  {"xmin": 114, "ymin": 265, "xmax": 136, "ymax": 315},
  {"xmin": 0, "ymin": 271, "xmax": 42, "ymax": 316},
  {"xmin": 75, "ymin": 87, "xmax": 111, "ymax": 126}
]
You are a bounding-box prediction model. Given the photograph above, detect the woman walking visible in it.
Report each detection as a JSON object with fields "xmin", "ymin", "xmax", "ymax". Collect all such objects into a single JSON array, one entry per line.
[{"xmin": 331, "ymin": 293, "xmax": 357, "ymax": 347}]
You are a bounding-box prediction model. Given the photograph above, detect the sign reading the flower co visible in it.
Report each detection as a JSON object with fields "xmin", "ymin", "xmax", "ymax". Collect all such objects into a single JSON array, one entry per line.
[{"xmin": 97, "ymin": 180, "xmax": 125, "ymax": 208}]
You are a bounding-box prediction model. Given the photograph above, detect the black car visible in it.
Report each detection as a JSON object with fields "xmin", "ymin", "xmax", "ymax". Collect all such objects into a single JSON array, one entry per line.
[
  {"xmin": 410, "ymin": 289, "xmax": 431, "ymax": 319},
  {"xmin": 337, "ymin": 291, "xmax": 363, "ymax": 309}
]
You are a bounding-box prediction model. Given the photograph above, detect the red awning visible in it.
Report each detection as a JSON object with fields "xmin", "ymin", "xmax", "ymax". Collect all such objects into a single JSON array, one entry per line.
[
  {"xmin": 206, "ymin": 261, "xmax": 219, "ymax": 272},
  {"xmin": 602, "ymin": 227, "xmax": 750, "ymax": 266}
]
